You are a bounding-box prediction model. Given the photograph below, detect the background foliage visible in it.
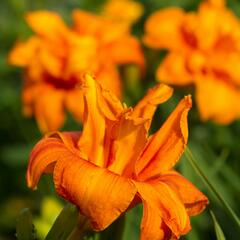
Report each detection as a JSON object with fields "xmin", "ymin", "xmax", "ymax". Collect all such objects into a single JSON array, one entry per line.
[{"xmin": 0, "ymin": 0, "xmax": 239, "ymax": 239}]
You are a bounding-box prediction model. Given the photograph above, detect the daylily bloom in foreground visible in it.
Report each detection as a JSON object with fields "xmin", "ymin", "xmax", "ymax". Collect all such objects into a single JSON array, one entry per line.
[
  {"xmin": 144, "ymin": 0, "xmax": 240, "ymax": 124},
  {"xmin": 27, "ymin": 75, "xmax": 208, "ymax": 240},
  {"xmin": 8, "ymin": 10, "xmax": 144, "ymax": 132}
]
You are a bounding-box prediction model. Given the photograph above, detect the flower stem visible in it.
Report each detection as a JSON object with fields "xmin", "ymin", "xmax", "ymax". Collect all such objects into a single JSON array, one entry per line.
[
  {"xmin": 67, "ymin": 215, "xmax": 90, "ymax": 240},
  {"xmin": 98, "ymin": 215, "xmax": 126, "ymax": 240}
]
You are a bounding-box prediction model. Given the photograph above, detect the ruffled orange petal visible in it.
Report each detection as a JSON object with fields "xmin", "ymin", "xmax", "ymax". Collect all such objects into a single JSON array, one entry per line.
[
  {"xmin": 159, "ymin": 171, "xmax": 209, "ymax": 216},
  {"xmin": 96, "ymin": 82, "xmax": 123, "ymax": 119},
  {"xmin": 143, "ymin": 8, "xmax": 185, "ymax": 50},
  {"xmin": 157, "ymin": 52, "xmax": 193, "ymax": 85},
  {"xmin": 34, "ymin": 88, "xmax": 65, "ymax": 133},
  {"xmin": 25, "ymin": 11, "xmax": 68, "ymax": 39},
  {"xmin": 53, "ymin": 152, "xmax": 137, "ymax": 231},
  {"xmin": 27, "ymin": 131, "xmax": 80, "ymax": 189},
  {"xmin": 108, "ymin": 116, "xmax": 148, "ymax": 177},
  {"xmin": 136, "ymin": 96, "xmax": 192, "ymax": 181},
  {"xmin": 8, "ymin": 37, "xmax": 39, "ymax": 67},
  {"xmin": 135, "ymin": 181, "xmax": 191, "ymax": 240},
  {"xmin": 107, "ymin": 35, "xmax": 145, "ymax": 69},
  {"xmin": 131, "ymin": 84, "xmax": 173, "ymax": 130},
  {"xmin": 27, "ymin": 131, "xmax": 136, "ymax": 230},
  {"xmin": 77, "ymin": 75, "xmax": 108, "ymax": 166},
  {"xmin": 195, "ymin": 75, "xmax": 240, "ymax": 124}
]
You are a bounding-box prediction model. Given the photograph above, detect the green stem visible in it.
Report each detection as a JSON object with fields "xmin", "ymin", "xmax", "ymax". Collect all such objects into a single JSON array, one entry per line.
[
  {"xmin": 67, "ymin": 215, "xmax": 90, "ymax": 240},
  {"xmin": 184, "ymin": 146, "xmax": 240, "ymax": 227},
  {"xmin": 112, "ymin": 215, "xmax": 126, "ymax": 240},
  {"xmin": 98, "ymin": 215, "xmax": 126, "ymax": 240}
]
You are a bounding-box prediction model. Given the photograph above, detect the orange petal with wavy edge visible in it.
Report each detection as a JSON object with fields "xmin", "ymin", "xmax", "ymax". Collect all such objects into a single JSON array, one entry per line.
[
  {"xmin": 108, "ymin": 116, "xmax": 148, "ymax": 177},
  {"xmin": 8, "ymin": 37, "xmax": 39, "ymax": 67},
  {"xmin": 108, "ymin": 35, "xmax": 145, "ymax": 69},
  {"xmin": 35, "ymin": 88, "xmax": 65, "ymax": 133},
  {"xmin": 77, "ymin": 75, "xmax": 107, "ymax": 166},
  {"xmin": 25, "ymin": 11, "xmax": 68, "ymax": 39},
  {"xmin": 132, "ymin": 84, "xmax": 173, "ymax": 130},
  {"xmin": 53, "ymin": 154, "xmax": 137, "ymax": 231},
  {"xmin": 208, "ymin": 52, "xmax": 240, "ymax": 86},
  {"xmin": 159, "ymin": 171, "xmax": 209, "ymax": 216},
  {"xmin": 195, "ymin": 75, "xmax": 240, "ymax": 124},
  {"xmin": 27, "ymin": 131, "xmax": 81, "ymax": 189},
  {"xmin": 97, "ymin": 81, "xmax": 123, "ymax": 120},
  {"xmin": 157, "ymin": 52, "xmax": 193, "ymax": 85},
  {"xmin": 135, "ymin": 181, "xmax": 191, "ymax": 240},
  {"xmin": 136, "ymin": 96, "xmax": 192, "ymax": 181},
  {"xmin": 143, "ymin": 8, "xmax": 185, "ymax": 50}
]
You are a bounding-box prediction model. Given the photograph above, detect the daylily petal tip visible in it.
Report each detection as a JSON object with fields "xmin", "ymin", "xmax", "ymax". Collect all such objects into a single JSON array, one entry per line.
[{"xmin": 184, "ymin": 95, "xmax": 192, "ymax": 108}]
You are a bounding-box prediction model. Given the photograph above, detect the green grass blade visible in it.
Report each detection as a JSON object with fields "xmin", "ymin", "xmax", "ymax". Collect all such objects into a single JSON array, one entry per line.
[
  {"xmin": 45, "ymin": 203, "xmax": 78, "ymax": 240},
  {"xmin": 16, "ymin": 208, "xmax": 36, "ymax": 240},
  {"xmin": 210, "ymin": 210, "xmax": 226, "ymax": 240},
  {"xmin": 184, "ymin": 146, "xmax": 240, "ymax": 227}
]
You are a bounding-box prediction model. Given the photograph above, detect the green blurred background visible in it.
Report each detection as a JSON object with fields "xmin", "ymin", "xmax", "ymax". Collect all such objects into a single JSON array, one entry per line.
[{"xmin": 0, "ymin": 0, "xmax": 240, "ymax": 239}]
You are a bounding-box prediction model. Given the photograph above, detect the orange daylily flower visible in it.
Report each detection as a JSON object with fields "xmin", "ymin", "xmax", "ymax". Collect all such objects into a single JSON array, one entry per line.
[
  {"xmin": 8, "ymin": 10, "xmax": 144, "ymax": 133},
  {"xmin": 101, "ymin": 0, "xmax": 144, "ymax": 26},
  {"xmin": 27, "ymin": 74, "xmax": 208, "ymax": 240},
  {"xmin": 144, "ymin": 0, "xmax": 240, "ymax": 124}
]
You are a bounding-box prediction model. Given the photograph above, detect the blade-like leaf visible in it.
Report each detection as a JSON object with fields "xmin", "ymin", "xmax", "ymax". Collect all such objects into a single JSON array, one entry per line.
[
  {"xmin": 184, "ymin": 146, "xmax": 240, "ymax": 227},
  {"xmin": 45, "ymin": 203, "xmax": 78, "ymax": 240},
  {"xmin": 210, "ymin": 210, "xmax": 226, "ymax": 240},
  {"xmin": 16, "ymin": 208, "xmax": 36, "ymax": 240}
]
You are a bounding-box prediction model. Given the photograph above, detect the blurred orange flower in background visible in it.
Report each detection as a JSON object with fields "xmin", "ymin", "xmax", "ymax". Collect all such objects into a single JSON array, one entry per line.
[
  {"xmin": 27, "ymin": 74, "xmax": 208, "ymax": 240},
  {"xmin": 144, "ymin": 0, "xmax": 240, "ymax": 124},
  {"xmin": 8, "ymin": 10, "xmax": 144, "ymax": 133},
  {"xmin": 101, "ymin": 0, "xmax": 144, "ymax": 27}
]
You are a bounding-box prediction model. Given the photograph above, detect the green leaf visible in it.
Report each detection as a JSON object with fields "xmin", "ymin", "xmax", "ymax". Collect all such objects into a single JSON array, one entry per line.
[
  {"xmin": 210, "ymin": 211, "xmax": 226, "ymax": 240},
  {"xmin": 184, "ymin": 146, "xmax": 240, "ymax": 227},
  {"xmin": 16, "ymin": 208, "xmax": 36, "ymax": 240},
  {"xmin": 45, "ymin": 203, "xmax": 78, "ymax": 240}
]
